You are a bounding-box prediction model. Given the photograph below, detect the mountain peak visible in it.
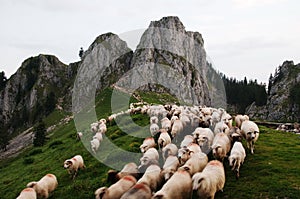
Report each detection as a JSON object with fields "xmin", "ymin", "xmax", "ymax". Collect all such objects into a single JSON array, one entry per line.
[{"xmin": 149, "ymin": 16, "xmax": 186, "ymax": 32}]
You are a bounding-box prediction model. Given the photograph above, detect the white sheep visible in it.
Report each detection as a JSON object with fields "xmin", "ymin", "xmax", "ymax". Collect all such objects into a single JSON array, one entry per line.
[
  {"xmin": 63, "ymin": 155, "xmax": 85, "ymax": 179},
  {"xmin": 228, "ymin": 141, "xmax": 246, "ymax": 178},
  {"xmin": 234, "ymin": 114, "xmax": 249, "ymax": 128},
  {"xmin": 211, "ymin": 133, "xmax": 231, "ymax": 161},
  {"xmin": 162, "ymin": 143, "xmax": 178, "ymax": 161},
  {"xmin": 161, "ymin": 117, "xmax": 172, "ymax": 132},
  {"xmin": 107, "ymin": 162, "xmax": 139, "ymax": 183},
  {"xmin": 241, "ymin": 120, "xmax": 260, "ymax": 154},
  {"xmin": 150, "ymin": 123, "xmax": 160, "ymax": 137},
  {"xmin": 214, "ymin": 121, "xmax": 230, "ymax": 135},
  {"xmin": 93, "ymin": 132, "xmax": 103, "ymax": 142},
  {"xmin": 98, "ymin": 123, "xmax": 107, "ymax": 134},
  {"xmin": 221, "ymin": 112, "xmax": 233, "ymax": 128},
  {"xmin": 192, "ymin": 160, "xmax": 225, "ymax": 199},
  {"xmin": 91, "ymin": 138, "xmax": 100, "ymax": 154},
  {"xmin": 180, "ymin": 135, "xmax": 194, "ymax": 148},
  {"xmin": 179, "ymin": 114, "xmax": 190, "ymax": 128},
  {"xmin": 139, "ymin": 148, "xmax": 159, "ymax": 172},
  {"xmin": 95, "ymin": 175, "xmax": 137, "ymax": 199},
  {"xmin": 170, "ymin": 119, "xmax": 183, "ymax": 140},
  {"xmin": 152, "ymin": 170, "xmax": 192, "ymax": 199},
  {"xmin": 179, "ymin": 152, "xmax": 208, "ymax": 176},
  {"xmin": 161, "ymin": 155, "xmax": 180, "ymax": 181},
  {"xmin": 150, "ymin": 116, "xmax": 159, "ymax": 124},
  {"xmin": 140, "ymin": 137, "xmax": 156, "ymax": 153},
  {"xmin": 91, "ymin": 122, "xmax": 99, "ymax": 133},
  {"xmin": 137, "ymin": 164, "xmax": 163, "ymax": 192},
  {"xmin": 120, "ymin": 183, "xmax": 152, "ymax": 199},
  {"xmin": 76, "ymin": 132, "xmax": 83, "ymax": 140},
  {"xmin": 192, "ymin": 127, "xmax": 214, "ymax": 154},
  {"xmin": 158, "ymin": 131, "xmax": 172, "ymax": 149},
  {"xmin": 177, "ymin": 143, "xmax": 201, "ymax": 165},
  {"xmin": 16, "ymin": 188, "xmax": 37, "ymax": 199},
  {"xmin": 27, "ymin": 174, "xmax": 58, "ymax": 199}
]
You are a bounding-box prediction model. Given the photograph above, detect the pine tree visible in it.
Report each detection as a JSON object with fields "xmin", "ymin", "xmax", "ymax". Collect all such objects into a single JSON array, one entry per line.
[
  {"xmin": 33, "ymin": 120, "xmax": 46, "ymax": 147},
  {"xmin": 0, "ymin": 71, "xmax": 7, "ymax": 91}
]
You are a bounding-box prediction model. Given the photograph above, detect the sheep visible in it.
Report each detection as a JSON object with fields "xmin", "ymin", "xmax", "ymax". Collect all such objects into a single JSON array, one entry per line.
[
  {"xmin": 91, "ymin": 122, "xmax": 99, "ymax": 133},
  {"xmin": 152, "ymin": 170, "xmax": 192, "ymax": 199},
  {"xmin": 107, "ymin": 162, "xmax": 140, "ymax": 183},
  {"xmin": 177, "ymin": 143, "xmax": 201, "ymax": 165},
  {"xmin": 150, "ymin": 123, "xmax": 160, "ymax": 137},
  {"xmin": 161, "ymin": 117, "xmax": 172, "ymax": 132},
  {"xmin": 234, "ymin": 114, "xmax": 249, "ymax": 128},
  {"xmin": 162, "ymin": 143, "xmax": 178, "ymax": 161},
  {"xmin": 214, "ymin": 121, "xmax": 230, "ymax": 135},
  {"xmin": 228, "ymin": 142, "xmax": 246, "ymax": 178},
  {"xmin": 137, "ymin": 164, "xmax": 163, "ymax": 192},
  {"xmin": 170, "ymin": 115, "xmax": 178, "ymax": 125},
  {"xmin": 221, "ymin": 112, "xmax": 233, "ymax": 128},
  {"xmin": 211, "ymin": 133, "xmax": 231, "ymax": 161},
  {"xmin": 170, "ymin": 119, "xmax": 183, "ymax": 140},
  {"xmin": 179, "ymin": 114, "xmax": 190, "ymax": 128},
  {"xmin": 150, "ymin": 116, "xmax": 159, "ymax": 124},
  {"xmin": 139, "ymin": 148, "xmax": 159, "ymax": 172},
  {"xmin": 98, "ymin": 123, "xmax": 107, "ymax": 134},
  {"xmin": 93, "ymin": 132, "xmax": 103, "ymax": 142},
  {"xmin": 95, "ymin": 175, "xmax": 137, "ymax": 199},
  {"xmin": 158, "ymin": 131, "xmax": 172, "ymax": 149},
  {"xmin": 91, "ymin": 138, "xmax": 100, "ymax": 154},
  {"xmin": 161, "ymin": 155, "xmax": 180, "ymax": 181},
  {"xmin": 63, "ymin": 155, "xmax": 85, "ymax": 179},
  {"xmin": 180, "ymin": 135, "xmax": 194, "ymax": 148},
  {"xmin": 16, "ymin": 188, "xmax": 37, "ymax": 199},
  {"xmin": 192, "ymin": 127, "xmax": 214, "ymax": 154},
  {"xmin": 120, "ymin": 183, "xmax": 152, "ymax": 199},
  {"xmin": 228, "ymin": 126, "xmax": 243, "ymax": 144},
  {"xmin": 107, "ymin": 114, "xmax": 116, "ymax": 124},
  {"xmin": 99, "ymin": 118, "xmax": 107, "ymax": 125},
  {"xmin": 199, "ymin": 114, "xmax": 212, "ymax": 128},
  {"xmin": 76, "ymin": 132, "xmax": 83, "ymax": 140},
  {"xmin": 192, "ymin": 160, "xmax": 225, "ymax": 199},
  {"xmin": 27, "ymin": 174, "xmax": 58, "ymax": 199},
  {"xmin": 211, "ymin": 108, "xmax": 225, "ymax": 128},
  {"xmin": 179, "ymin": 152, "xmax": 208, "ymax": 176},
  {"xmin": 140, "ymin": 137, "xmax": 156, "ymax": 153},
  {"xmin": 241, "ymin": 120, "xmax": 260, "ymax": 154}
]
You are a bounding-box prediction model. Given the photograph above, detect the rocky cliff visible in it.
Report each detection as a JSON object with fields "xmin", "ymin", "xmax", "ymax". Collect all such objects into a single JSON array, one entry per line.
[
  {"xmin": 0, "ymin": 55, "xmax": 78, "ymax": 133},
  {"xmin": 1, "ymin": 16, "xmax": 224, "ymax": 140},
  {"xmin": 246, "ymin": 61, "xmax": 300, "ymax": 122},
  {"xmin": 115, "ymin": 16, "xmax": 225, "ymax": 107}
]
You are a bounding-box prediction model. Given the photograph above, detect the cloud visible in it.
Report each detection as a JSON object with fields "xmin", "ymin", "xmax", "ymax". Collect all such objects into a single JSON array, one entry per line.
[{"xmin": 232, "ymin": 0, "xmax": 286, "ymax": 8}]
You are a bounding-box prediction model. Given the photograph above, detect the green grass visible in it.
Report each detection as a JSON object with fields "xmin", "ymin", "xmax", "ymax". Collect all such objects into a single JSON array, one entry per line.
[{"xmin": 1, "ymin": 89, "xmax": 300, "ymax": 198}]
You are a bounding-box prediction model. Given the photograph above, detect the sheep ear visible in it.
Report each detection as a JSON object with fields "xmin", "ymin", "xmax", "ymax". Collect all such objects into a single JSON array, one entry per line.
[
  {"xmin": 27, "ymin": 182, "xmax": 37, "ymax": 188},
  {"xmin": 67, "ymin": 160, "xmax": 73, "ymax": 165}
]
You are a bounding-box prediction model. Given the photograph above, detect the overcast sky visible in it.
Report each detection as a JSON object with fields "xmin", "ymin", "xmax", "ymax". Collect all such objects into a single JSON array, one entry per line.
[{"xmin": 1, "ymin": 0, "xmax": 300, "ymax": 84}]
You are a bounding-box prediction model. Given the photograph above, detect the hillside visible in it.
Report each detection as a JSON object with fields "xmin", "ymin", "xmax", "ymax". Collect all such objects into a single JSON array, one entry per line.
[{"xmin": 0, "ymin": 88, "xmax": 299, "ymax": 198}]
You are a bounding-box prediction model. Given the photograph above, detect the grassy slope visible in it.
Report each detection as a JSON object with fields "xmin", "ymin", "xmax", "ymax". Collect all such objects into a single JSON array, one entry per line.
[{"xmin": 0, "ymin": 88, "xmax": 300, "ymax": 199}]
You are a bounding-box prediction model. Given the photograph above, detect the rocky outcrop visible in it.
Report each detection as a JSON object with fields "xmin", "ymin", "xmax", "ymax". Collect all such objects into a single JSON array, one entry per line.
[
  {"xmin": 246, "ymin": 61, "xmax": 300, "ymax": 122},
  {"xmin": 115, "ymin": 16, "xmax": 224, "ymax": 106},
  {"xmin": 0, "ymin": 54, "xmax": 77, "ymax": 133}
]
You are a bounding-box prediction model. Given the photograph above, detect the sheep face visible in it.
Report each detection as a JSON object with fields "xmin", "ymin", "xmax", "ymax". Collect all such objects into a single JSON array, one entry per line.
[
  {"xmin": 63, "ymin": 160, "xmax": 73, "ymax": 169},
  {"xmin": 178, "ymin": 147, "xmax": 190, "ymax": 165},
  {"xmin": 95, "ymin": 187, "xmax": 107, "ymax": 199},
  {"xmin": 247, "ymin": 131, "xmax": 258, "ymax": 140},
  {"xmin": 192, "ymin": 174, "xmax": 203, "ymax": 191}
]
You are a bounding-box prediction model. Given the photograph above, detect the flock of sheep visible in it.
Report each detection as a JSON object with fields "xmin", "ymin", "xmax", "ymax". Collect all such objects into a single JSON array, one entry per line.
[{"xmin": 16, "ymin": 102, "xmax": 260, "ymax": 199}]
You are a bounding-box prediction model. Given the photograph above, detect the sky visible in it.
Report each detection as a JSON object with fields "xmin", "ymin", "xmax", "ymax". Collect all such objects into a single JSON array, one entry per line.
[{"xmin": 0, "ymin": 0, "xmax": 300, "ymax": 84}]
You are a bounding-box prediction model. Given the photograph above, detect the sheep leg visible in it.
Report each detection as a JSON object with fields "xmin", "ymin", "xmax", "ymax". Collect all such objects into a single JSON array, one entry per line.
[{"xmin": 250, "ymin": 141, "xmax": 254, "ymax": 154}]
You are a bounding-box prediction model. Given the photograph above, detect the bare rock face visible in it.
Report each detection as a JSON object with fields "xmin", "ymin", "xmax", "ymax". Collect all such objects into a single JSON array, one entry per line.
[
  {"xmin": 246, "ymin": 61, "xmax": 300, "ymax": 122},
  {"xmin": 0, "ymin": 54, "xmax": 75, "ymax": 133},
  {"xmin": 116, "ymin": 16, "xmax": 215, "ymax": 106}
]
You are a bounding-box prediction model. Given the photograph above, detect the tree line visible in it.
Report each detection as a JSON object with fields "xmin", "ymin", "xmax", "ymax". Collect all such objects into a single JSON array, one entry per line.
[{"xmin": 221, "ymin": 74, "xmax": 268, "ymax": 113}]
